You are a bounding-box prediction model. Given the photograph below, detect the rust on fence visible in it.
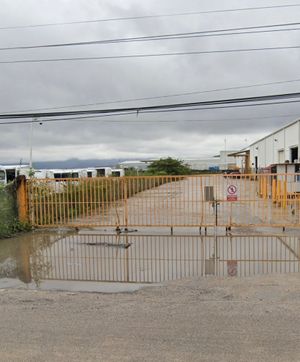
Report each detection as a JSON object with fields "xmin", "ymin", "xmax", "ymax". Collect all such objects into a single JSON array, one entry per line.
[{"xmin": 26, "ymin": 174, "xmax": 300, "ymax": 228}]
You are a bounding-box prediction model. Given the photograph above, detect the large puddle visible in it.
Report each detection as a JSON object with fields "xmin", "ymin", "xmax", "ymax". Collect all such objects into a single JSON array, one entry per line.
[{"xmin": 0, "ymin": 230, "xmax": 299, "ymax": 292}]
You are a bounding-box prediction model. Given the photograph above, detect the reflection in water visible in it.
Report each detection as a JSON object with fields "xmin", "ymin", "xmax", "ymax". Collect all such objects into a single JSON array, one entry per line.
[
  {"xmin": 0, "ymin": 230, "xmax": 74, "ymax": 286},
  {"xmin": 0, "ymin": 232, "xmax": 299, "ymax": 287}
]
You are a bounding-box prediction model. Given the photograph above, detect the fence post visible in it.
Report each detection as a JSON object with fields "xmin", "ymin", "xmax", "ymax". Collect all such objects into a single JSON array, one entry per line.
[
  {"xmin": 124, "ymin": 178, "xmax": 128, "ymax": 228},
  {"xmin": 16, "ymin": 175, "xmax": 28, "ymax": 223}
]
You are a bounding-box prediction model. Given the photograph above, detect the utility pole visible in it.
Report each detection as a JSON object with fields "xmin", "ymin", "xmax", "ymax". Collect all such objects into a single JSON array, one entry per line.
[
  {"xmin": 224, "ymin": 138, "xmax": 227, "ymax": 170},
  {"xmin": 29, "ymin": 117, "xmax": 38, "ymax": 173}
]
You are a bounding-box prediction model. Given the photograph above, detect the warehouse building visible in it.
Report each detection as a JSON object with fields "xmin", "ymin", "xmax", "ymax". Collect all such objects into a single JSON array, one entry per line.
[
  {"xmin": 119, "ymin": 151, "xmax": 238, "ymax": 172},
  {"xmin": 185, "ymin": 151, "xmax": 237, "ymax": 171},
  {"xmin": 249, "ymin": 119, "xmax": 300, "ymax": 172}
]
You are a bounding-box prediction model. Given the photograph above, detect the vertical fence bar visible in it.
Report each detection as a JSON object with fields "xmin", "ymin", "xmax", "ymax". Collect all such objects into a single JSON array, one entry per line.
[{"xmin": 123, "ymin": 178, "xmax": 128, "ymax": 228}]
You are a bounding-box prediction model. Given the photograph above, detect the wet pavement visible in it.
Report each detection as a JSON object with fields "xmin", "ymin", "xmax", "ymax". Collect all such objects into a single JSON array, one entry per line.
[{"xmin": 0, "ymin": 227, "xmax": 299, "ymax": 292}]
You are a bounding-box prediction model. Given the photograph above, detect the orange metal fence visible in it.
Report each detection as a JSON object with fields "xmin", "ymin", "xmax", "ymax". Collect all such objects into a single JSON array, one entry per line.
[{"xmin": 26, "ymin": 174, "xmax": 300, "ymax": 228}]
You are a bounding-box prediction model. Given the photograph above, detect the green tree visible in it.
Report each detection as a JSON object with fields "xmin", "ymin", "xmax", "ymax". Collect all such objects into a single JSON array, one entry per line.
[{"xmin": 147, "ymin": 157, "xmax": 191, "ymax": 175}]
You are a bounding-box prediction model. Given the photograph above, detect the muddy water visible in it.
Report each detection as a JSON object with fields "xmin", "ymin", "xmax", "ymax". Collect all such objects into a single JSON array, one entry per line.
[{"xmin": 0, "ymin": 229, "xmax": 299, "ymax": 292}]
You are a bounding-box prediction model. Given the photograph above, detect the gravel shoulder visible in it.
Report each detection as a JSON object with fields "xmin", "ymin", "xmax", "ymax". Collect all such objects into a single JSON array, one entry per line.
[{"xmin": 1, "ymin": 274, "xmax": 300, "ymax": 361}]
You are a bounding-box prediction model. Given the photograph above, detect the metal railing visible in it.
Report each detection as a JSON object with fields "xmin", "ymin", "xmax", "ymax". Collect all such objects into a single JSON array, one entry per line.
[
  {"xmin": 29, "ymin": 234, "xmax": 300, "ymax": 283},
  {"xmin": 26, "ymin": 174, "xmax": 300, "ymax": 228}
]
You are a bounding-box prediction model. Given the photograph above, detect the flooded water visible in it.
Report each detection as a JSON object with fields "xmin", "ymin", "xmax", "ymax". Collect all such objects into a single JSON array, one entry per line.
[{"xmin": 0, "ymin": 229, "xmax": 299, "ymax": 292}]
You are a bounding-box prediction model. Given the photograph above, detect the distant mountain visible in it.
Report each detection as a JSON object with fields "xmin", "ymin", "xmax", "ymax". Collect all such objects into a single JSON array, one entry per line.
[{"xmin": 32, "ymin": 158, "xmax": 126, "ymax": 169}]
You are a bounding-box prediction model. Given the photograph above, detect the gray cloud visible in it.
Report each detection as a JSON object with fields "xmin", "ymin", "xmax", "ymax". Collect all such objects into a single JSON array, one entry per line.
[{"xmin": 1, "ymin": 0, "xmax": 300, "ymax": 163}]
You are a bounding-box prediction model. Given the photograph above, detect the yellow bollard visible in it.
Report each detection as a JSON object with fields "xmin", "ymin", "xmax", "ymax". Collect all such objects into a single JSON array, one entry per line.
[
  {"xmin": 272, "ymin": 179, "xmax": 277, "ymax": 203},
  {"xmin": 259, "ymin": 177, "xmax": 263, "ymax": 197},
  {"xmin": 283, "ymin": 181, "xmax": 287, "ymax": 209},
  {"xmin": 277, "ymin": 180, "xmax": 281, "ymax": 205},
  {"xmin": 263, "ymin": 177, "xmax": 267, "ymax": 199}
]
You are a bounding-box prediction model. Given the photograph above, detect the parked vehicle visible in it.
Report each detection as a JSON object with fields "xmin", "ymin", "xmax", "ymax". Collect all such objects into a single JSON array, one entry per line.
[
  {"xmin": 223, "ymin": 170, "xmax": 241, "ymax": 179},
  {"xmin": 0, "ymin": 165, "xmax": 30, "ymax": 185},
  {"xmin": 111, "ymin": 168, "xmax": 125, "ymax": 177},
  {"xmin": 0, "ymin": 165, "xmax": 124, "ymax": 185}
]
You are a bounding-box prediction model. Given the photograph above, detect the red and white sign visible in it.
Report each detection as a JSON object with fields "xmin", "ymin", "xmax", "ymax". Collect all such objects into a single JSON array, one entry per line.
[{"xmin": 227, "ymin": 185, "xmax": 238, "ymax": 201}]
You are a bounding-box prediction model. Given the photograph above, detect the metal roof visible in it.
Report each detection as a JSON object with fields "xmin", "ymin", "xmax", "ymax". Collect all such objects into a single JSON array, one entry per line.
[{"xmin": 248, "ymin": 118, "xmax": 300, "ymax": 147}]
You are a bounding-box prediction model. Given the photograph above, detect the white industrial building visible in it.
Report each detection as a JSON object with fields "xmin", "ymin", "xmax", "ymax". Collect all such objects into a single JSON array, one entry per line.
[
  {"xmin": 185, "ymin": 151, "xmax": 237, "ymax": 171},
  {"xmin": 249, "ymin": 119, "xmax": 300, "ymax": 172},
  {"xmin": 119, "ymin": 151, "xmax": 238, "ymax": 172}
]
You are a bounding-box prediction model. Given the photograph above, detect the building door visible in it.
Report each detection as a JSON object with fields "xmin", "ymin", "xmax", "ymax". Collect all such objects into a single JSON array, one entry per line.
[
  {"xmin": 278, "ymin": 150, "xmax": 285, "ymax": 163},
  {"xmin": 255, "ymin": 156, "xmax": 258, "ymax": 173},
  {"xmin": 290, "ymin": 147, "xmax": 298, "ymax": 163}
]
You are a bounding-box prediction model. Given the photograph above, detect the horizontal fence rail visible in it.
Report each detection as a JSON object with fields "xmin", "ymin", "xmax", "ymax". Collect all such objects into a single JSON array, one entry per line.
[
  {"xmin": 29, "ymin": 234, "xmax": 300, "ymax": 283},
  {"xmin": 26, "ymin": 174, "xmax": 300, "ymax": 228}
]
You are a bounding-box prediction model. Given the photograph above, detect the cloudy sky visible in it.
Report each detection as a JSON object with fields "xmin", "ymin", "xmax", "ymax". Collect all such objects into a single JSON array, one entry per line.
[{"xmin": 1, "ymin": 0, "xmax": 300, "ymax": 163}]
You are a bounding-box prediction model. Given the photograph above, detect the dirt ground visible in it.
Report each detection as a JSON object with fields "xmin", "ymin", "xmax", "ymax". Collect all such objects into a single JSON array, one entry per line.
[{"xmin": 0, "ymin": 274, "xmax": 299, "ymax": 361}]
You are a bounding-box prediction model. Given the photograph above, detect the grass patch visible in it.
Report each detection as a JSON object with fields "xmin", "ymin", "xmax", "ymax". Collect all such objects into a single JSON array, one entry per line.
[{"xmin": 0, "ymin": 183, "xmax": 31, "ymax": 239}]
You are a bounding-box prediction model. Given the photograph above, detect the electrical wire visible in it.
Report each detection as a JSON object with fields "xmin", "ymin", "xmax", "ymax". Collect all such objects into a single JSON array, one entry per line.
[
  {"xmin": 4, "ymin": 78, "xmax": 300, "ymax": 114},
  {"xmin": 1, "ymin": 91, "xmax": 300, "ymax": 120},
  {"xmin": 2, "ymin": 45, "xmax": 300, "ymax": 64},
  {"xmin": 104, "ymin": 113, "xmax": 300, "ymax": 123},
  {"xmin": 1, "ymin": 110, "xmax": 300, "ymax": 126},
  {"xmin": 1, "ymin": 4, "xmax": 300, "ymax": 30},
  {"xmin": 1, "ymin": 21, "xmax": 300, "ymax": 51},
  {"xmin": 142, "ymin": 99, "xmax": 300, "ymax": 114}
]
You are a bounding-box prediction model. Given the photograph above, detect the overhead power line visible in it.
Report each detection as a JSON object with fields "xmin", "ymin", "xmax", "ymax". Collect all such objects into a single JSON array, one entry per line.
[
  {"xmin": 1, "ymin": 106, "xmax": 300, "ymax": 126},
  {"xmin": 1, "ymin": 112, "xmax": 299, "ymax": 126},
  {"xmin": 1, "ymin": 91, "xmax": 300, "ymax": 120},
  {"xmin": 143, "ymin": 99, "xmax": 300, "ymax": 114},
  {"xmin": 1, "ymin": 21, "xmax": 300, "ymax": 51},
  {"xmin": 1, "ymin": 4, "xmax": 300, "ymax": 30},
  {"xmin": 2, "ymin": 45, "xmax": 300, "ymax": 64},
  {"xmin": 4, "ymin": 77, "xmax": 300, "ymax": 114}
]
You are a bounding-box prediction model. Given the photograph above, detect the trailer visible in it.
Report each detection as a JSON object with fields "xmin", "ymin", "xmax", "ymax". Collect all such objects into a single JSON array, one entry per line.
[
  {"xmin": 0, "ymin": 165, "xmax": 123, "ymax": 185},
  {"xmin": 111, "ymin": 168, "xmax": 125, "ymax": 177},
  {"xmin": 0, "ymin": 165, "xmax": 30, "ymax": 185}
]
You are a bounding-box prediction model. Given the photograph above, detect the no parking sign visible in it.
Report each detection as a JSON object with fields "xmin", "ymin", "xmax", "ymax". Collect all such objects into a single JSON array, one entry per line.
[{"xmin": 227, "ymin": 184, "xmax": 238, "ymax": 201}]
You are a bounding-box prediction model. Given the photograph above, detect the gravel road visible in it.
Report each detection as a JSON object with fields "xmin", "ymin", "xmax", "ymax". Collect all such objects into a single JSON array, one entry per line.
[{"xmin": 1, "ymin": 274, "xmax": 300, "ymax": 361}]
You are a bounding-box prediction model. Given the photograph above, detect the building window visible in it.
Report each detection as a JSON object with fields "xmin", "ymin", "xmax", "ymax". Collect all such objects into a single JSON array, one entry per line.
[{"xmin": 97, "ymin": 169, "xmax": 106, "ymax": 177}]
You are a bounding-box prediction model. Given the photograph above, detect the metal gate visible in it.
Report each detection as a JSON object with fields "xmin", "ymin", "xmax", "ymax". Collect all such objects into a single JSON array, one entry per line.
[{"xmin": 25, "ymin": 174, "xmax": 300, "ymax": 228}]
